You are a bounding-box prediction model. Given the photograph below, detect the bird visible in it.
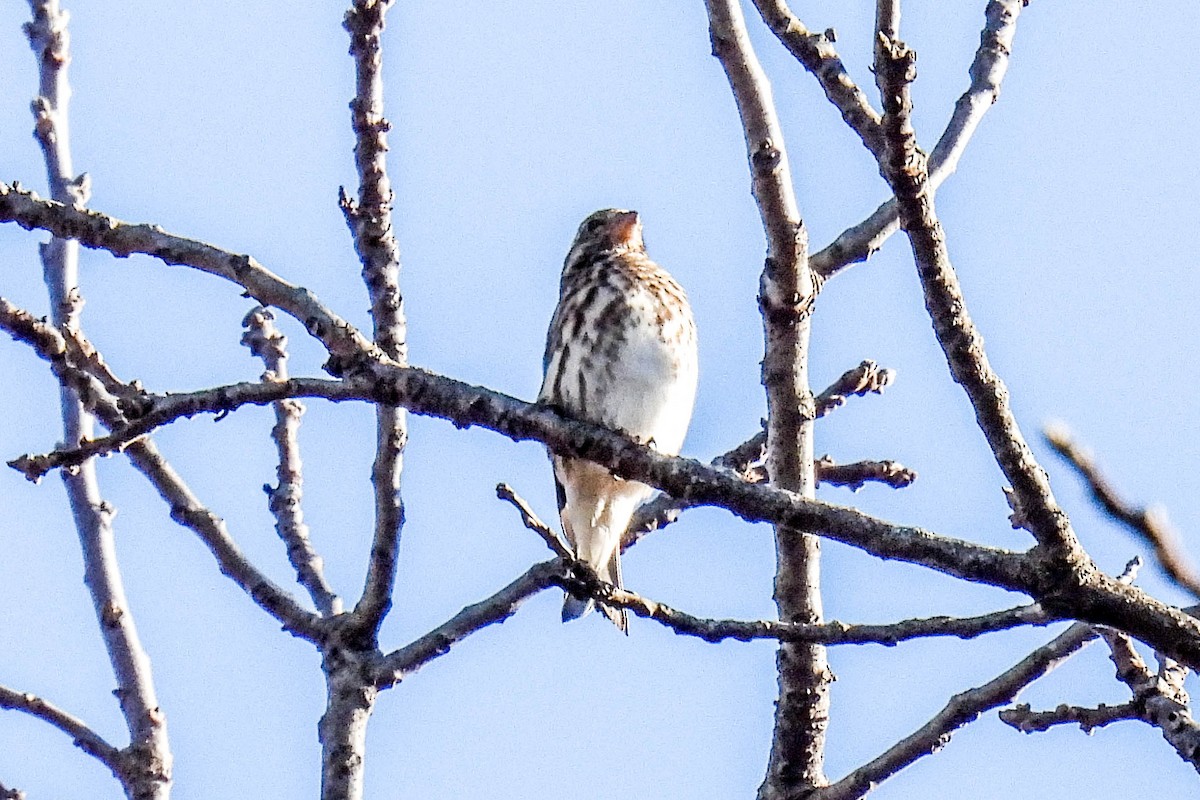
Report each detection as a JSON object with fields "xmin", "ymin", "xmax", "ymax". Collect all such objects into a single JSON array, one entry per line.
[{"xmin": 539, "ymin": 209, "xmax": 698, "ymax": 632}]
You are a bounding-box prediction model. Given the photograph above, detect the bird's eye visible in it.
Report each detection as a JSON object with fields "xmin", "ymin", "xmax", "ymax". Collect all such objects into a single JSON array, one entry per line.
[{"xmin": 586, "ymin": 218, "xmax": 604, "ymax": 233}]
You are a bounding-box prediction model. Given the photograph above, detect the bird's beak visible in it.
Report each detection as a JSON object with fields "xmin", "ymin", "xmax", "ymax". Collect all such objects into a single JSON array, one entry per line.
[{"xmin": 609, "ymin": 210, "xmax": 643, "ymax": 248}]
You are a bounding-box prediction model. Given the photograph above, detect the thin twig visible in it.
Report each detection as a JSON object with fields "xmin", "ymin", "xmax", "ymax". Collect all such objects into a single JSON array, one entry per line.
[
  {"xmin": 0, "ymin": 684, "xmax": 123, "ymax": 777},
  {"xmin": 0, "ymin": 301, "xmax": 325, "ymax": 642},
  {"xmin": 1000, "ymin": 701, "xmax": 1138, "ymax": 734},
  {"xmin": 814, "ymin": 359, "xmax": 896, "ymax": 417},
  {"xmin": 816, "ymin": 456, "xmax": 916, "ymax": 491},
  {"xmin": 1044, "ymin": 421, "xmax": 1200, "ymax": 599},
  {"xmin": 495, "ymin": 483, "xmax": 571, "ymax": 559},
  {"xmin": 243, "ymin": 307, "xmax": 342, "ymax": 616},
  {"xmin": 811, "ymin": 0, "xmax": 1028, "ymax": 278},
  {"xmin": 24, "ymin": 1, "xmax": 171, "ymax": 794},
  {"xmin": 374, "ymin": 560, "xmax": 563, "ymax": 688},
  {"xmin": 610, "ymin": 592, "xmax": 1054, "ymax": 645},
  {"xmin": 8, "ymin": 375, "xmax": 368, "ymax": 480}
]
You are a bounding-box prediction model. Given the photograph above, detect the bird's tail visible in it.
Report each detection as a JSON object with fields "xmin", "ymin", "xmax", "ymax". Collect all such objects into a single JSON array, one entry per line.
[
  {"xmin": 561, "ymin": 547, "xmax": 628, "ymax": 634},
  {"xmin": 562, "ymin": 594, "xmax": 595, "ymax": 623}
]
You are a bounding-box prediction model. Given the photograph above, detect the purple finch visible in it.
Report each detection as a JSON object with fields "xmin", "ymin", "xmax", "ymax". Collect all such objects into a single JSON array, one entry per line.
[{"xmin": 540, "ymin": 209, "xmax": 698, "ymax": 632}]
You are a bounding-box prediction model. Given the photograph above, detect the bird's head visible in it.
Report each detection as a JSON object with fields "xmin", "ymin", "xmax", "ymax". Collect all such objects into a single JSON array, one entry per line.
[{"xmin": 570, "ymin": 209, "xmax": 645, "ymax": 255}]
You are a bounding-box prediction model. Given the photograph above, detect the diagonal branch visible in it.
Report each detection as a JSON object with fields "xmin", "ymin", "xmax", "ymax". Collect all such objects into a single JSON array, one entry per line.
[
  {"xmin": 0, "ymin": 301, "xmax": 326, "ymax": 642},
  {"xmin": 342, "ymin": 0, "xmax": 408, "ymax": 642},
  {"xmin": 0, "ymin": 684, "xmax": 123, "ymax": 777},
  {"xmin": 814, "ymin": 622, "xmax": 1099, "ymax": 800},
  {"xmin": 874, "ymin": 25, "xmax": 1081, "ymax": 565},
  {"xmin": 1044, "ymin": 422, "xmax": 1200, "ymax": 600},
  {"xmin": 374, "ymin": 559, "xmax": 563, "ymax": 688},
  {"xmin": 811, "ymin": 0, "xmax": 1028, "ymax": 278},
  {"xmin": 495, "ymin": 482, "xmax": 572, "ymax": 559},
  {"xmin": 0, "ymin": 180, "xmax": 383, "ymax": 370},
  {"xmin": 24, "ymin": 1, "xmax": 171, "ymax": 795},
  {"xmin": 749, "ymin": 0, "xmax": 884, "ymax": 157},
  {"xmin": 243, "ymin": 306, "xmax": 342, "ymax": 616}
]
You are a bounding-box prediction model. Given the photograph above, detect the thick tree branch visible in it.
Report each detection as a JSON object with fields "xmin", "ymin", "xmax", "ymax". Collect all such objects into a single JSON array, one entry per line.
[
  {"xmin": 706, "ymin": 0, "xmax": 829, "ymax": 792},
  {"xmin": 0, "ymin": 684, "xmax": 122, "ymax": 777},
  {"xmin": 8, "ymin": 189, "xmax": 1200, "ymax": 669},
  {"xmin": 1045, "ymin": 422, "xmax": 1200, "ymax": 600},
  {"xmin": 243, "ymin": 307, "xmax": 342, "ymax": 616},
  {"xmin": 874, "ymin": 29, "xmax": 1081, "ymax": 564},
  {"xmin": 811, "ymin": 0, "xmax": 1027, "ymax": 278},
  {"xmin": 342, "ymin": 0, "xmax": 407, "ymax": 644}
]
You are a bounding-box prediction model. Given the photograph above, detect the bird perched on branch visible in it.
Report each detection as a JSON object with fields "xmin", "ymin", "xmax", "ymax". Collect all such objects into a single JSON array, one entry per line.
[{"xmin": 540, "ymin": 209, "xmax": 698, "ymax": 632}]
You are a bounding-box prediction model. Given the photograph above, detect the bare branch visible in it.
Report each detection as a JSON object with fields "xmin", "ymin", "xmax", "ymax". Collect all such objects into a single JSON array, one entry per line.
[
  {"xmin": 705, "ymin": 0, "xmax": 829, "ymax": 791},
  {"xmin": 243, "ymin": 307, "xmax": 342, "ymax": 616},
  {"xmin": 811, "ymin": 0, "xmax": 1028, "ymax": 278},
  {"xmin": 8, "ymin": 194, "xmax": 1200, "ymax": 669},
  {"xmin": 1044, "ymin": 421, "xmax": 1200, "ymax": 600},
  {"xmin": 374, "ymin": 560, "xmax": 563, "ymax": 688},
  {"xmin": 0, "ymin": 301, "xmax": 326, "ymax": 642},
  {"xmin": 627, "ymin": 360, "xmax": 895, "ymax": 545},
  {"xmin": 0, "ymin": 180, "xmax": 382, "ymax": 370},
  {"xmin": 495, "ymin": 483, "xmax": 571, "ymax": 559},
  {"xmin": 749, "ymin": 0, "xmax": 884, "ymax": 157},
  {"xmin": 342, "ymin": 0, "xmax": 408, "ymax": 644},
  {"xmin": 1000, "ymin": 701, "xmax": 1138, "ymax": 734},
  {"xmin": 611, "ymin": 592, "xmax": 1054, "ymax": 645},
  {"xmin": 623, "ymin": 432, "xmax": 764, "ymax": 549},
  {"xmin": 24, "ymin": 2, "xmax": 171, "ymax": 794},
  {"xmin": 1098, "ymin": 629, "xmax": 1200, "ymax": 772},
  {"xmin": 814, "ymin": 359, "xmax": 896, "ymax": 417},
  {"xmin": 816, "ymin": 456, "xmax": 916, "ymax": 491},
  {"xmin": 815, "ymin": 623, "xmax": 1099, "ymax": 800},
  {"xmin": 0, "ymin": 684, "xmax": 122, "ymax": 777},
  {"xmin": 874, "ymin": 28, "xmax": 1081, "ymax": 563},
  {"xmin": 8, "ymin": 375, "xmax": 369, "ymax": 480}
]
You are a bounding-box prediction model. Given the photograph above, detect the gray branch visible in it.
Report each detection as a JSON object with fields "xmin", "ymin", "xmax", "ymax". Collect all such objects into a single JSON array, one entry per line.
[
  {"xmin": 810, "ymin": 0, "xmax": 1028, "ymax": 278},
  {"xmin": 243, "ymin": 306, "xmax": 342, "ymax": 616}
]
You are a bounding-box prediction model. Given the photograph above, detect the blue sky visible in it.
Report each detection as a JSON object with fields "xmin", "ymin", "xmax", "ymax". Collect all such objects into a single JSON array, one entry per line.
[{"xmin": 1, "ymin": 1, "xmax": 1198, "ymax": 797}]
